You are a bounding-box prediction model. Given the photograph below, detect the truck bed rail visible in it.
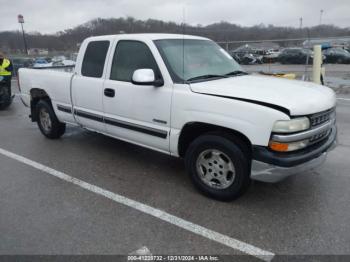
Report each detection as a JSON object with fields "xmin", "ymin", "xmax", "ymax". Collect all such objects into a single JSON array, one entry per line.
[{"xmin": 30, "ymin": 65, "xmax": 75, "ymax": 72}]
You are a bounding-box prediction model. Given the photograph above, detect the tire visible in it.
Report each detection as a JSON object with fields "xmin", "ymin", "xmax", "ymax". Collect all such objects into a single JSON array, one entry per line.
[
  {"xmin": 337, "ymin": 58, "xmax": 343, "ymax": 64},
  {"xmin": 185, "ymin": 134, "xmax": 251, "ymax": 201},
  {"xmin": 0, "ymin": 85, "xmax": 12, "ymax": 110},
  {"xmin": 36, "ymin": 100, "xmax": 66, "ymax": 139}
]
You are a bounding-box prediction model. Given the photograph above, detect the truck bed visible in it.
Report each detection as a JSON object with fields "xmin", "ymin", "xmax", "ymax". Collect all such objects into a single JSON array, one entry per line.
[{"xmin": 19, "ymin": 68, "xmax": 73, "ymax": 110}]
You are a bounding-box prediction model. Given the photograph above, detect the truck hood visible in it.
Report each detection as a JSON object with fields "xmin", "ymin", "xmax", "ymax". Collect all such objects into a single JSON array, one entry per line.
[{"xmin": 190, "ymin": 74, "xmax": 336, "ymax": 116}]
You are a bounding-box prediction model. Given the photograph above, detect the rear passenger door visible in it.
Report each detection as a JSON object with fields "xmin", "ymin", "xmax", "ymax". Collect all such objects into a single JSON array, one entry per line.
[
  {"xmin": 71, "ymin": 40, "xmax": 110, "ymax": 131},
  {"xmin": 103, "ymin": 40, "xmax": 172, "ymax": 153}
]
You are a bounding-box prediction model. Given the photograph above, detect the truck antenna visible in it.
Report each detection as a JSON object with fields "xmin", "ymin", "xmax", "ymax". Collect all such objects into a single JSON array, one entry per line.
[{"xmin": 182, "ymin": 5, "xmax": 186, "ymax": 84}]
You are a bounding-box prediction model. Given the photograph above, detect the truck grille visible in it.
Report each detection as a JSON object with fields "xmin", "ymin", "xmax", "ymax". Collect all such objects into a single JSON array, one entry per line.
[
  {"xmin": 310, "ymin": 108, "xmax": 335, "ymax": 127},
  {"xmin": 308, "ymin": 108, "xmax": 335, "ymax": 144},
  {"xmin": 271, "ymin": 108, "xmax": 336, "ymax": 151},
  {"xmin": 309, "ymin": 129, "xmax": 331, "ymax": 143}
]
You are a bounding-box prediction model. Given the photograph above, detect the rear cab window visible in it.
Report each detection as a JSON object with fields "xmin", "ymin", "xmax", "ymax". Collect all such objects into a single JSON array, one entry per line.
[{"xmin": 81, "ymin": 41, "xmax": 110, "ymax": 78}]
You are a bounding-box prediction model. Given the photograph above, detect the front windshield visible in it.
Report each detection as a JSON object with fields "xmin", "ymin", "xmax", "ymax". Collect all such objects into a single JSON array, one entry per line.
[{"xmin": 154, "ymin": 39, "xmax": 244, "ymax": 83}]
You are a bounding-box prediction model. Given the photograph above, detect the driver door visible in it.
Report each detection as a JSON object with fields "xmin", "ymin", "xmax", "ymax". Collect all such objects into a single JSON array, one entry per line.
[{"xmin": 102, "ymin": 40, "xmax": 172, "ymax": 152}]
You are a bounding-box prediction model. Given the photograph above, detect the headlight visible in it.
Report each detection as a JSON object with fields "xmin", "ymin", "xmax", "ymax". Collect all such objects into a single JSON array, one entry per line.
[{"xmin": 272, "ymin": 117, "xmax": 310, "ymax": 133}]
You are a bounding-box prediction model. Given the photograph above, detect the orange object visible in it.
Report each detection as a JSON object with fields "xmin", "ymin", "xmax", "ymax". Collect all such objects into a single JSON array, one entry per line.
[
  {"xmin": 260, "ymin": 72, "xmax": 296, "ymax": 80},
  {"xmin": 269, "ymin": 141, "xmax": 289, "ymax": 152}
]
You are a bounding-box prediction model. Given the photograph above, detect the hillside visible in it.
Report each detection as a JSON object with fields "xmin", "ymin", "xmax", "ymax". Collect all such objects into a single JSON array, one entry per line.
[{"xmin": 1, "ymin": 17, "xmax": 350, "ymax": 52}]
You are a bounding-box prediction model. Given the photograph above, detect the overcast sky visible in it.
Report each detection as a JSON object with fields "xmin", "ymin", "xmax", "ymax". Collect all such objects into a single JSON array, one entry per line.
[{"xmin": 1, "ymin": 0, "xmax": 349, "ymax": 33}]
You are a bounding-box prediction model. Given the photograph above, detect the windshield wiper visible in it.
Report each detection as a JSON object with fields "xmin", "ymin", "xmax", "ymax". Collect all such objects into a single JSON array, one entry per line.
[
  {"xmin": 186, "ymin": 74, "xmax": 228, "ymax": 82},
  {"xmin": 225, "ymin": 70, "xmax": 248, "ymax": 76},
  {"xmin": 186, "ymin": 71, "xmax": 247, "ymax": 82}
]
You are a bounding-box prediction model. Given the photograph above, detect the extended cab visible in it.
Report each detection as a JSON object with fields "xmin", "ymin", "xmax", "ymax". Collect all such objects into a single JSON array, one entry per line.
[{"xmin": 18, "ymin": 34, "xmax": 337, "ymax": 200}]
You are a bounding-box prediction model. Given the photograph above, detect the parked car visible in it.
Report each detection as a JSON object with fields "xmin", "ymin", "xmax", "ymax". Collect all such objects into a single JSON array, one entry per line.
[
  {"xmin": 19, "ymin": 34, "xmax": 337, "ymax": 201},
  {"xmin": 33, "ymin": 58, "xmax": 50, "ymax": 68},
  {"xmin": 262, "ymin": 49, "xmax": 281, "ymax": 63},
  {"xmin": 51, "ymin": 56, "xmax": 67, "ymax": 63},
  {"xmin": 11, "ymin": 57, "xmax": 33, "ymax": 76},
  {"xmin": 51, "ymin": 60, "xmax": 76, "ymax": 67},
  {"xmin": 232, "ymin": 53, "xmax": 263, "ymax": 65},
  {"xmin": 323, "ymin": 48, "xmax": 350, "ymax": 64},
  {"xmin": 50, "ymin": 60, "xmax": 76, "ymax": 72},
  {"xmin": 230, "ymin": 46, "xmax": 263, "ymax": 65},
  {"xmin": 278, "ymin": 48, "xmax": 314, "ymax": 64}
]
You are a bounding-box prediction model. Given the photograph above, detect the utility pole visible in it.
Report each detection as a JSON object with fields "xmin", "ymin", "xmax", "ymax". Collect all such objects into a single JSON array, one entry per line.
[
  {"xmin": 17, "ymin": 14, "xmax": 28, "ymax": 55},
  {"xmin": 299, "ymin": 17, "xmax": 303, "ymax": 30},
  {"xmin": 319, "ymin": 9, "xmax": 324, "ymax": 25}
]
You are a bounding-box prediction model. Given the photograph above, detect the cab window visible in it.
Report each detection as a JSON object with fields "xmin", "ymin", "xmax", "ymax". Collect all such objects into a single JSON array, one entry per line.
[
  {"xmin": 110, "ymin": 40, "xmax": 161, "ymax": 82},
  {"xmin": 81, "ymin": 41, "xmax": 110, "ymax": 78}
]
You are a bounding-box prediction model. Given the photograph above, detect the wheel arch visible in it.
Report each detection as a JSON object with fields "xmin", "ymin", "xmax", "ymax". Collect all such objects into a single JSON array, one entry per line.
[
  {"xmin": 178, "ymin": 122, "xmax": 252, "ymax": 158},
  {"xmin": 30, "ymin": 88, "xmax": 51, "ymax": 122}
]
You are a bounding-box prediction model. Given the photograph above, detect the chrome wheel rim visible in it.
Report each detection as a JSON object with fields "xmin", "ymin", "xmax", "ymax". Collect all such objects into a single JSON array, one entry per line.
[
  {"xmin": 39, "ymin": 108, "xmax": 52, "ymax": 132},
  {"xmin": 196, "ymin": 149, "xmax": 236, "ymax": 189}
]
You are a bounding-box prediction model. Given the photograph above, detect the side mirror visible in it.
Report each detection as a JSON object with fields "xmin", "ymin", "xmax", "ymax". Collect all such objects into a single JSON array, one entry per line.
[{"xmin": 132, "ymin": 69, "xmax": 164, "ymax": 87}]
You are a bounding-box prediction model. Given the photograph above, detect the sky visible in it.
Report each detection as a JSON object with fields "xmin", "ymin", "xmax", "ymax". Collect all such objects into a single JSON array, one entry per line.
[{"xmin": 1, "ymin": 0, "xmax": 349, "ymax": 33}]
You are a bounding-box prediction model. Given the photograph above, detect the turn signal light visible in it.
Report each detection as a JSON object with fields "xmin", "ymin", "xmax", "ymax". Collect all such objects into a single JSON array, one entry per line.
[
  {"xmin": 269, "ymin": 141, "xmax": 289, "ymax": 152},
  {"xmin": 269, "ymin": 139, "xmax": 309, "ymax": 152}
]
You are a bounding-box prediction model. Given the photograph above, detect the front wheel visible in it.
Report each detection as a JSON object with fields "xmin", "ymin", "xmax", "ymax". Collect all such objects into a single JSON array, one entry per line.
[
  {"xmin": 36, "ymin": 100, "xmax": 66, "ymax": 139},
  {"xmin": 337, "ymin": 58, "xmax": 344, "ymax": 64},
  {"xmin": 185, "ymin": 134, "xmax": 251, "ymax": 201}
]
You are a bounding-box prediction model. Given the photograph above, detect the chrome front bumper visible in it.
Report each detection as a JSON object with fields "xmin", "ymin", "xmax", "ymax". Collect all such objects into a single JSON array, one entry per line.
[{"xmin": 251, "ymin": 126, "xmax": 337, "ymax": 183}]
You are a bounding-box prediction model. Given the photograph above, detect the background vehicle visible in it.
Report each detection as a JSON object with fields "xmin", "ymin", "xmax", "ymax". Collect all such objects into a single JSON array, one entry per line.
[
  {"xmin": 278, "ymin": 48, "xmax": 314, "ymax": 64},
  {"xmin": 323, "ymin": 48, "xmax": 350, "ymax": 64},
  {"xmin": 262, "ymin": 49, "xmax": 281, "ymax": 63},
  {"xmin": 0, "ymin": 76, "xmax": 13, "ymax": 110},
  {"xmin": 51, "ymin": 56, "xmax": 67, "ymax": 62},
  {"xmin": 230, "ymin": 45, "xmax": 263, "ymax": 65},
  {"xmin": 51, "ymin": 59, "xmax": 76, "ymax": 67},
  {"xmin": 33, "ymin": 58, "xmax": 50, "ymax": 68},
  {"xmin": 232, "ymin": 53, "xmax": 263, "ymax": 65},
  {"xmin": 19, "ymin": 34, "xmax": 337, "ymax": 201},
  {"xmin": 11, "ymin": 57, "xmax": 33, "ymax": 76}
]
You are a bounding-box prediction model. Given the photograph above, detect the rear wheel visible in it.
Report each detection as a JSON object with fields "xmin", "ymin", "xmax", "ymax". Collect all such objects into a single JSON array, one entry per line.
[
  {"xmin": 185, "ymin": 134, "xmax": 251, "ymax": 201},
  {"xmin": 36, "ymin": 100, "xmax": 66, "ymax": 139}
]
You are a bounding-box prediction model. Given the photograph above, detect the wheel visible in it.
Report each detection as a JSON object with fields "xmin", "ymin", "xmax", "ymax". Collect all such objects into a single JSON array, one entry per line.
[
  {"xmin": 337, "ymin": 58, "xmax": 343, "ymax": 64},
  {"xmin": 280, "ymin": 58, "xmax": 287, "ymax": 64},
  {"xmin": 185, "ymin": 134, "xmax": 251, "ymax": 201},
  {"xmin": 36, "ymin": 100, "xmax": 66, "ymax": 139},
  {"xmin": 0, "ymin": 85, "xmax": 12, "ymax": 110}
]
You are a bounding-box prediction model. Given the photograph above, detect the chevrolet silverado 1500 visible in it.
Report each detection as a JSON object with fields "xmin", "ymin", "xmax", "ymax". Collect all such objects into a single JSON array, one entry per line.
[{"xmin": 18, "ymin": 34, "xmax": 337, "ymax": 200}]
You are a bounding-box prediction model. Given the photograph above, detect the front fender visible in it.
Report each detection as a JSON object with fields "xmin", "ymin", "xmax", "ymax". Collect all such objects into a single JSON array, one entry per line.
[{"xmin": 170, "ymin": 89, "xmax": 290, "ymax": 156}]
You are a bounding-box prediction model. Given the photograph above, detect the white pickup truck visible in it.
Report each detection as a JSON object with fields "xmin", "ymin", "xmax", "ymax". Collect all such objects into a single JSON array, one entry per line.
[{"xmin": 19, "ymin": 34, "xmax": 337, "ymax": 200}]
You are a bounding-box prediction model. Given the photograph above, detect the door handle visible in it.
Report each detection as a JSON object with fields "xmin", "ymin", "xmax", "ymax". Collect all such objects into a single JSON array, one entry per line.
[{"xmin": 104, "ymin": 88, "xmax": 115, "ymax": 97}]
